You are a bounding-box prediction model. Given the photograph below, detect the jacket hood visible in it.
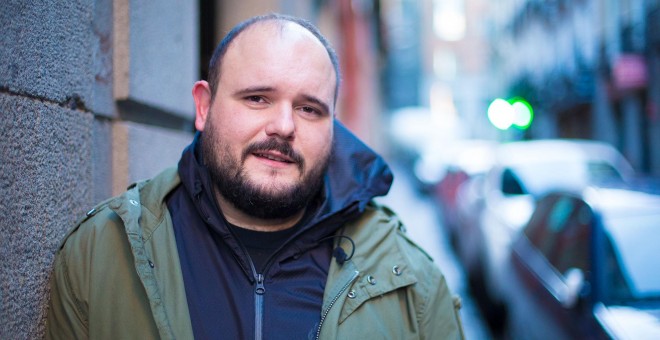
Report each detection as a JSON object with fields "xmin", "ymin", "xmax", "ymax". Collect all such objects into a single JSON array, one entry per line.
[
  {"xmin": 179, "ymin": 120, "xmax": 393, "ymax": 227},
  {"xmin": 321, "ymin": 120, "xmax": 393, "ymax": 217}
]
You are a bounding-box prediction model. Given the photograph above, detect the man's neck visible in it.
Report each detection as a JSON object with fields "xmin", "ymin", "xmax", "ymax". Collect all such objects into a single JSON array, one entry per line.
[{"xmin": 213, "ymin": 190, "xmax": 305, "ymax": 232}]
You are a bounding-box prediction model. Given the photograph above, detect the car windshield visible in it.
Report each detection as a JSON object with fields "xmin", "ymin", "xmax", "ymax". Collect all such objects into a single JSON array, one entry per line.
[{"xmin": 605, "ymin": 213, "xmax": 660, "ymax": 301}]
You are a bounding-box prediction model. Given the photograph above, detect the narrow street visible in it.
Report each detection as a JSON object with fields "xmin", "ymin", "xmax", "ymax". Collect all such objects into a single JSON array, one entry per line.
[{"xmin": 376, "ymin": 161, "xmax": 492, "ymax": 340}]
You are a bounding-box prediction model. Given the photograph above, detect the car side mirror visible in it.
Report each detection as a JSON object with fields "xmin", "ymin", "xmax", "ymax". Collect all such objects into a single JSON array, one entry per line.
[{"xmin": 561, "ymin": 267, "xmax": 585, "ymax": 308}]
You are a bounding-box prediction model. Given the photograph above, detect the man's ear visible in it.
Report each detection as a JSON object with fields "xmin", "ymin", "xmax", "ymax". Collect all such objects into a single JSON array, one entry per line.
[{"xmin": 192, "ymin": 80, "xmax": 213, "ymax": 131}]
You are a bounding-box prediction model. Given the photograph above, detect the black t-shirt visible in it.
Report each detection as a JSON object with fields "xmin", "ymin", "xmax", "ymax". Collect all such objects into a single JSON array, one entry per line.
[
  {"xmin": 228, "ymin": 222, "xmax": 301, "ymax": 273},
  {"xmin": 227, "ymin": 203, "xmax": 319, "ymax": 272}
]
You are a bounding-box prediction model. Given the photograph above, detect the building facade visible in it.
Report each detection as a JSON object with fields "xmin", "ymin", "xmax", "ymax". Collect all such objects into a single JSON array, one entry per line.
[{"xmin": 489, "ymin": 0, "xmax": 660, "ymax": 175}]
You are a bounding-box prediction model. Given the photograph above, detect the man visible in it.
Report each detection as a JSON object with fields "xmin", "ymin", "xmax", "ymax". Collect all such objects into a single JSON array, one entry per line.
[{"xmin": 46, "ymin": 14, "xmax": 464, "ymax": 339}]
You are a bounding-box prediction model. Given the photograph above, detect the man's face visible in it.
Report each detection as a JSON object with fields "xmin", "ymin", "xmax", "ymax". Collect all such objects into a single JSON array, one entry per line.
[{"xmin": 198, "ymin": 22, "xmax": 336, "ymax": 219}]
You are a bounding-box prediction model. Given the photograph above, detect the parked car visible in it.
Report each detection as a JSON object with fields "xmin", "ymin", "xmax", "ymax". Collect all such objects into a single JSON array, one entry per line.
[
  {"xmin": 428, "ymin": 140, "xmax": 495, "ymax": 244},
  {"xmin": 506, "ymin": 186, "xmax": 660, "ymax": 339},
  {"xmin": 453, "ymin": 139, "xmax": 635, "ymax": 325},
  {"xmin": 453, "ymin": 172, "xmax": 488, "ymax": 281}
]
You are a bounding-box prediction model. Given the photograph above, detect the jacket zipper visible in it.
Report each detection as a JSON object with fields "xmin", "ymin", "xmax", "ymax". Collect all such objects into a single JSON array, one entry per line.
[
  {"xmin": 314, "ymin": 270, "xmax": 359, "ymax": 340},
  {"xmin": 233, "ymin": 229, "xmax": 267, "ymax": 340},
  {"xmin": 196, "ymin": 192, "xmax": 266, "ymax": 340},
  {"xmin": 253, "ymin": 272, "xmax": 266, "ymax": 340},
  {"xmin": 233, "ymin": 233, "xmax": 265, "ymax": 340},
  {"xmin": 196, "ymin": 189, "xmax": 338, "ymax": 340}
]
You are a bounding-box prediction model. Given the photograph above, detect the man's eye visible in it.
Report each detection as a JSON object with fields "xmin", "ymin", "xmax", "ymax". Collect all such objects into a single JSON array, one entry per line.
[
  {"xmin": 301, "ymin": 106, "xmax": 321, "ymax": 115},
  {"xmin": 246, "ymin": 96, "xmax": 264, "ymax": 103}
]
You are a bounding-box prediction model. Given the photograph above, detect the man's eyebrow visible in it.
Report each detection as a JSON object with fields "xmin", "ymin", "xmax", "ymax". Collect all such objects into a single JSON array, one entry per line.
[{"xmin": 233, "ymin": 86, "xmax": 275, "ymax": 97}]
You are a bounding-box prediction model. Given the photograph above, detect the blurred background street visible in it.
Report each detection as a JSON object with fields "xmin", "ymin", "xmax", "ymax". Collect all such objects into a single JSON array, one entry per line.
[{"xmin": 2, "ymin": 0, "xmax": 660, "ymax": 338}]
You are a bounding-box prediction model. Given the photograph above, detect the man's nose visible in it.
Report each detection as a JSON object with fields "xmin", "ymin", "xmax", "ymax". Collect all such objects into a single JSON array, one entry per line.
[{"xmin": 265, "ymin": 104, "xmax": 295, "ymax": 140}]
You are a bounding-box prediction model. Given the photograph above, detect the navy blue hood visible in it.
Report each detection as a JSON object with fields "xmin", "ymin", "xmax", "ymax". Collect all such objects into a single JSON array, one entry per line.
[{"xmin": 319, "ymin": 120, "xmax": 393, "ymax": 219}]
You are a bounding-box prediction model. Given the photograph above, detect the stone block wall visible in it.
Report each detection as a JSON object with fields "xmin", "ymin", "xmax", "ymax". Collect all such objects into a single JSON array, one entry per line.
[
  {"xmin": 0, "ymin": 93, "xmax": 94, "ymax": 338},
  {"xmin": 0, "ymin": 0, "xmax": 197, "ymax": 337}
]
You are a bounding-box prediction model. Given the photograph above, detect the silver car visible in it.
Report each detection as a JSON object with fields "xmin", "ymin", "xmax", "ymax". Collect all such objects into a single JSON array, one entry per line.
[{"xmin": 455, "ymin": 139, "xmax": 634, "ymax": 327}]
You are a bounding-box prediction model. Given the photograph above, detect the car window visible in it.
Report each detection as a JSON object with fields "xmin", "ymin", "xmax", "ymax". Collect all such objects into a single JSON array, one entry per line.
[
  {"xmin": 525, "ymin": 195, "xmax": 591, "ymax": 276},
  {"xmin": 549, "ymin": 201, "xmax": 592, "ymax": 275},
  {"xmin": 524, "ymin": 195, "xmax": 560, "ymax": 249},
  {"xmin": 526, "ymin": 196, "xmax": 575, "ymax": 259},
  {"xmin": 548, "ymin": 198, "xmax": 575, "ymax": 232},
  {"xmin": 501, "ymin": 168, "xmax": 526, "ymax": 195},
  {"xmin": 587, "ymin": 161, "xmax": 624, "ymax": 183}
]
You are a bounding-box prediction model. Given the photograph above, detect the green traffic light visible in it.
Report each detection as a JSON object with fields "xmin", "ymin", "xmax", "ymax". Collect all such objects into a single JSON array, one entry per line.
[
  {"xmin": 487, "ymin": 98, "xmax": 513, "ymax": 130},
  {"xmin": 487, "ymin": 97, "xmax": 534, "ymax": 131},
  {"xmin": 509, "ymin": 97, "xmax": 533, "ymax": 130}
]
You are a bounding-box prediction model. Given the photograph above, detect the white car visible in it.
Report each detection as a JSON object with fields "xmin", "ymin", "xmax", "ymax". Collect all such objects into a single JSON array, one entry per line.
[{"xmin": 461, "ymin": 139, "xmax": 634, "ymax": 324}]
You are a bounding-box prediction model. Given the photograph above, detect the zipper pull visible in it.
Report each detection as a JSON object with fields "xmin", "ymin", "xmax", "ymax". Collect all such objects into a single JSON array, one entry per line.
[{"xmin": 255, "ymin": 273, "xmax": 266, "ymax": 295}]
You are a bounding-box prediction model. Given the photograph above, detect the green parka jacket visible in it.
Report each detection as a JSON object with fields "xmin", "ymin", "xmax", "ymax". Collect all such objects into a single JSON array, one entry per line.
[{"xmin": 46, "ymin": 167, "xmax": 464, "ymax": 339}]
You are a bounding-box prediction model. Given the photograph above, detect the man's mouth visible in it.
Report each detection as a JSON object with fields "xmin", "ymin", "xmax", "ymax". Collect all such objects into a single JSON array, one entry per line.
[
  {"xmin": 243, "ymin": 139, "xmax": 304, "ymax": 172},
  {"xmin": 253, "ymin": 151, "xmax": 295, "ymax": 164}
]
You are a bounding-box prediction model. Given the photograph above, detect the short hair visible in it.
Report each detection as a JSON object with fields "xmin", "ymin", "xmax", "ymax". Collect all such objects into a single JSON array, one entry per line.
[{"xmin": 207, "ymin": 13, "xmax": 341, "ymax": 105}]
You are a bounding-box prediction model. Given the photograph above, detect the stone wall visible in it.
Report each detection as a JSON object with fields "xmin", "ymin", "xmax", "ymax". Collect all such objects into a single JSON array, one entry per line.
[{"xmin": 0, "ymin": 0, "xmax": 197, "ymax": 337}]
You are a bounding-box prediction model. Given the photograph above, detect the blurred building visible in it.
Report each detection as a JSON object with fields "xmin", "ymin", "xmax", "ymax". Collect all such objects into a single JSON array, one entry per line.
[
  {"xmin": 488, "ymin": 0, "xmax": 660, "ymax": 176},
  {"xmin": 378, "ymin": 0, "xmax": 498, "ymax": 162},
  {"xmin": 423, "ymin": 0, "xmax": 495, "ymax": 140},
  {"xmin": 0, "ymin": 0, "xmax": 389, "ymax": 337}
]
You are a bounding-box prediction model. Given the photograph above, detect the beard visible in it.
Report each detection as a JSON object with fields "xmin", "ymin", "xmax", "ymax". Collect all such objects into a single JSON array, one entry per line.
[{"xmin": 200, "ymin": 125, "xmax": 331, "ymax": 220}]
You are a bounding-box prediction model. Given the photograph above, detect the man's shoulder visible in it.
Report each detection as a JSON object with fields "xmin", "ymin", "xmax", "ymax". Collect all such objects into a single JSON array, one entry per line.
[
  {"xmin": 57, "ymin": 197, "xmax": 126, "ymax": 257},
  {"xmin": 58, "ymin": 167, "xmax": 179, "ymax": 255},
  {"xmin": 346, "ymin": 202, "xmax": 438, "ymax": 273},
  {"xmin": 352, "ymin": 203, "xmax": 433, "ymax": 254}
]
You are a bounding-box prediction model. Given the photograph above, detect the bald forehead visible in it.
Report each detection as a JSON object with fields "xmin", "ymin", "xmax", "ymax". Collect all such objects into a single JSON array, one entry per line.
[
  {"xmin": 252, "ymin": 20, "xmax": 318, "ymax": 39},
  {"xmin": 232, "ymin": 20, "xmax": 327, "ymax": 56},
  {"xmin": 220, "ymin": 19, "xmax": 332, "ymax": 74}
]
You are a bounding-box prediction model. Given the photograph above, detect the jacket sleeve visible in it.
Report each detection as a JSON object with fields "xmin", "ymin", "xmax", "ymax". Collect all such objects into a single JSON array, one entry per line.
[
  {"xmin": 419, "ymin": 267, "xmax": 465, "ymax": 340},
  {"xmin": 46, "ymin": 247, "xmax": 89, "ymax": 340}
]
